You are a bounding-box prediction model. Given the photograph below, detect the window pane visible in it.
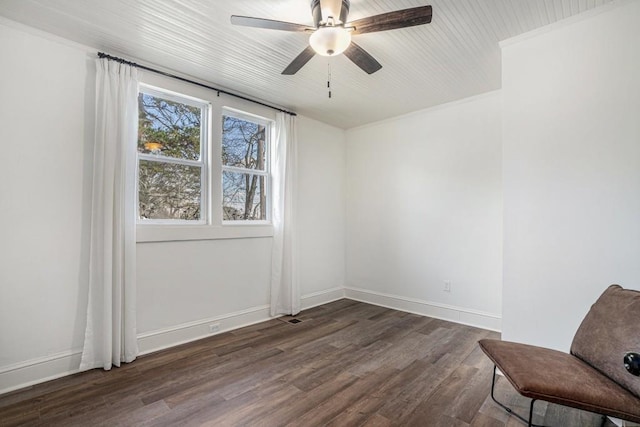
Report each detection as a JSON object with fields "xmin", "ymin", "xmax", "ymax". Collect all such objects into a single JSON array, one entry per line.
[
  {"xmin": 138, "ymin": 93, "xmax": 202, "ymax": 161},
  {"xmin": 222, "ymin": 115, "xmax": 266, "ymax": 170},
  {"xmin": 139, "ymin": 160, "xmax": 202, "ymax": 220},
  {"xmin": 222, "ymin": 171, "xmax": 266, "ymax": 221}
]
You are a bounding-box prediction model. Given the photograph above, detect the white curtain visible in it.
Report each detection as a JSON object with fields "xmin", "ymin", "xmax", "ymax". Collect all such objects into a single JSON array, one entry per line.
[
  {"xmin": 80, "ymin": 58, "xmax": 139, "ymax": 371},
  {"xmin": 270, "ymin": 113, "xmax": 300, "ymax": 316}
]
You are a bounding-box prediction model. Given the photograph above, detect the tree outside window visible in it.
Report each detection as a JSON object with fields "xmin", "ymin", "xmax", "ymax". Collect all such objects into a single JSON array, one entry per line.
[
  {"xmin": 137, "ymin": 89, "xmax": 206, "ymax": 222},
  {"xmin": 136, "ymin": 87, "xmax": 272, "ymax": 225},
  {"xmin": 222, "ymin": 113, "xmax": 270, "ymax": 222}
]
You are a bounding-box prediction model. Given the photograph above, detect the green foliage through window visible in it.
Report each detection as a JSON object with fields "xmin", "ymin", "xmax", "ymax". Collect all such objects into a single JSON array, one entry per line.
[
  {"xmin": 137, "ymin": 91, "xmax": 205, "ymax": 221},
  {"xmin": 135, "ymin": 87, "xmax": 272, "ymax": 225},
  {"xmin": 138, "ymin": 161, "xmax": 201, "ymax": 220},
  {"xmin": 138, "ymin": 93, "xmax": 201, "ymax": 160}
]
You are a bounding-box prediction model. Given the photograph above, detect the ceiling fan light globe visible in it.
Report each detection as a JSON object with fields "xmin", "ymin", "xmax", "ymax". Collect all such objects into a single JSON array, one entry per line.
[{"xmin": 309, "ymin": 26, "xmax": 351, "ymax": 56}]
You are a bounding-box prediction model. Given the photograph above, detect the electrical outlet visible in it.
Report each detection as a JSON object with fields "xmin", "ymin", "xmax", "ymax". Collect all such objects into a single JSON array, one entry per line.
[
  {"xmin": 444, "ymin": 281, "xmax": 451, "ymax": 292},
  {"xmin": 209, "ymin": 323, "xmax": 220, "ymax": 333}
]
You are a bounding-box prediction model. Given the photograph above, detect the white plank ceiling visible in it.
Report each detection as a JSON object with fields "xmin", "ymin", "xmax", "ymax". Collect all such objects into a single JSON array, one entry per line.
[{"xmin": 0, "ymin": 0, "xmax": 611, "ymax": 128}]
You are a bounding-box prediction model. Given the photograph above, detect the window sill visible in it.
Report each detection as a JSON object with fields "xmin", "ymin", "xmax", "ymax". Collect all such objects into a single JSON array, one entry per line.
[{"xmin": 137, "ymin": 224, "xmax": 274, "ymax": 243}]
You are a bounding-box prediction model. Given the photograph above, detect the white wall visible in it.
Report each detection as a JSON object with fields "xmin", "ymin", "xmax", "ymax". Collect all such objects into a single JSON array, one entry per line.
[
  {"xmin": 501, "ymin": 1, "xmax": 640, "ymax": 351},
  {"xmin": 297, "ymin": 116, "xmax": 346, "ymax": 298},
  {"xmin": 345, "ymin": 92, "xmax": 503, "ymax": 330},
  {"xmin": 0, "ymin": 22, "xmax": 94, "ymax": 389},
  {"xmin": 0, "ymin": 20, "xmax": 346, "ymax": 393}
]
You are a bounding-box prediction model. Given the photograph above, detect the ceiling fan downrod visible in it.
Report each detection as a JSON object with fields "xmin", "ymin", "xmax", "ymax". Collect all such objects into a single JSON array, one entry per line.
[{"xmin": 310, "ymin": 0, "xmax": 350, "ymax": 26}]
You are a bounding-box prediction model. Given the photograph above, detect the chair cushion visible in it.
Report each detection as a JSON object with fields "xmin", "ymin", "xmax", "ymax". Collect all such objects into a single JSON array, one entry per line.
[
  {"xmin": 570, "ymin": 284, "xmax": 640, "ymax": 399},
  {"xmin": 479, "ymin": 339, "xmax": 640, "ymax": 422}
]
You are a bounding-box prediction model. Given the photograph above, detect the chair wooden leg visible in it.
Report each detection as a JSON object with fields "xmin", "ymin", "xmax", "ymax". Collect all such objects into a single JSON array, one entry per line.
[{"xmin": 490, "ymin": 365, "xmax": 545, "ymax": 427}]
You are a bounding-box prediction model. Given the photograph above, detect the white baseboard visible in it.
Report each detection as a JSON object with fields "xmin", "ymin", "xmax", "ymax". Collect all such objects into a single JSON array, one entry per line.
[
  {"xmin": 301, "ymin": 286, "xmax": 345, "ymax": 310},
  {"xmin": 0, "ymin": 349, "xmax": 83, "ymax": 395},
  {"xmin": 138, "ymin": 286, "xmax": 345, "ymax": 356},
  {"xmin": 0, "ymin": 287, "xmax": 345, "ymax": 395},
  {"xmin": 136, "ymin": 304, "xmax": 272, "ymax": 356},
  {"xmin": 344, "ymin": 286, "xmax": 502, "ymax": 332}
]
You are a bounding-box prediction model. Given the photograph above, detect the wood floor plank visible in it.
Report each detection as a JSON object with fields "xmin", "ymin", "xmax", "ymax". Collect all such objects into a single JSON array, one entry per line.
[
  {"xmin": 376, "ymin": 353, "xmax": 462, "ymax": 421},
  {"xmin": 159, "ymin": 347, "xmax": 284, "ymax": 408},
  {"xmin": 292, "ymin": 340, "xmax": 393, "ymax": 393},
  {"xmin": 445, "ymin": 360, "xmax": 495, "ymax": 423},
  {"xmin": 0, "ymin": 369, "xmax": 106, "ymax": 410},
  {"xmin": 38, "ymin": 395, "xmax": 144, "ymax": 427},
  {"xmin": 0, "ymin": 402, "xmax": 40, "ymax": 426},
  {"xmin": 0, "ymin": 299, "xmax": 614, "ymax": 427},
  {"xmin": 215, "ymin": 345, "xmax": 326, "ymax": 400},
  {"xmin": 274, "ymin": 318, "xmax": 357, "ymax": 351},
  {"xmin": 361, "ymin": 413, "xmax": 393, "ymax": 427},
  {"xmin": 256, "ymin": 371, "xmax": 360, "ymax": 425},
  {"xmin": 201, "ymin": 384, "xmax": 302, "ymax": 427},
  {"xmin": 402, "ymin": 364, "xmax": 480, "ymax": 425},
  {"xmin": 107, "ymin": 399, "xmax": 172, "ymax": 427},
  {"xmin": 289, "ymin": 367, "xmax": 400, "ymax": 426},
  {"xmin": 470, "ymin": 411, "xmax": 506, "ymax": 427}
]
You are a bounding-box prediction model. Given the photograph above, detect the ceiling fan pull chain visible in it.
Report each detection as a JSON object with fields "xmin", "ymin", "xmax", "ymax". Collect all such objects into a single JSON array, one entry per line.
[{"xmin": 328, "ymin": 61, "xmax": 332, "ymax": 99}]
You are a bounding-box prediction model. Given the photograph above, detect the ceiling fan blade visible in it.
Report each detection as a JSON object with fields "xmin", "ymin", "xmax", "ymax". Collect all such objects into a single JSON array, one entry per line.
[
  {"xmin": 230, "ymin": 15, "xmax": 313, "ymax": 32},
  {"xmin": 348, "ymin": 5, "xmax": 432, "ymax": 35},
  {"xmin": 343, "ymin": 42, "xmax": 382, "ymax": 74},
  {"xmin": 282, "ymin": 46, "xmax": 316, "ymax": 75}
]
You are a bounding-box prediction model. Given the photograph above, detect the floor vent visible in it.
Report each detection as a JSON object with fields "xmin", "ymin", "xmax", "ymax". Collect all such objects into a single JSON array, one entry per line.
[{"xmin": 277, "ymin": 316, "xmax": 304, "ymax": 325}]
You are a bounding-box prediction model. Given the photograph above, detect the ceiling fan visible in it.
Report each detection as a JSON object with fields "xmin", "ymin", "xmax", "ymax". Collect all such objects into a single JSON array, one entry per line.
[{"xmin": 230, "ymin": 0, "xmax": 432, "ymax": 75}]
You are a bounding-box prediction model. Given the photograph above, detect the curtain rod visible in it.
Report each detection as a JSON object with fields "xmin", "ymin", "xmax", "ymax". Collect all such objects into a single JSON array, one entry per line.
[{"xmin": 97, "ymin": 52, "xmax": 297, "ymax": 116}]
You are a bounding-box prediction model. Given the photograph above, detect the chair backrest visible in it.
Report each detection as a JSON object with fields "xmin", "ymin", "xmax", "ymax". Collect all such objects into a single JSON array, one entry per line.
[{"xmin": 571, "ymin": 284, "xmax": 640, "ymax": 398}]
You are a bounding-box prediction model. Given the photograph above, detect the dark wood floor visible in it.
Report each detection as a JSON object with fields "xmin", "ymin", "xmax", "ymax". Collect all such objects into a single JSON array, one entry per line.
[{"xmin": 0, "ymin": 299, "xmax": 615, "ymax": 426}]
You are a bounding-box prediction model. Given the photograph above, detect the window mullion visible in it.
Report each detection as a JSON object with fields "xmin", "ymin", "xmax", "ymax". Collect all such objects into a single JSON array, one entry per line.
[
  {"xmin": 221, "ymin": 165, "xmax": 268, "ymax": 176},
  {"xmin": 138, "ymin": 154, "xmax": 203, "ymax": 168},
  {"xmin": 210, "ymin": 102, "xmax": 223, "ymax": 226}
]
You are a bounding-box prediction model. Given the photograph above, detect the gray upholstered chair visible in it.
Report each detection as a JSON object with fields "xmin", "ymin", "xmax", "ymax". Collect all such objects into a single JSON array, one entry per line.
[{"xmin": 479, "ymin": 285, "xmax": 640, "ymax": 426}]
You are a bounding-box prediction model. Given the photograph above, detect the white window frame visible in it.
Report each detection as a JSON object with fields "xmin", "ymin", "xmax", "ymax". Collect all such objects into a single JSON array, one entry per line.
[
  {"xmin": 134, "ymin": 73, "xmax": 276, "ymax": 243},
  {"xmin": 136, "ymin": 84, "xmax": 210, "ymax": 225},
  {"xmin": 221, "ymin": 107, "xmax": 273, "ymax": 225}
]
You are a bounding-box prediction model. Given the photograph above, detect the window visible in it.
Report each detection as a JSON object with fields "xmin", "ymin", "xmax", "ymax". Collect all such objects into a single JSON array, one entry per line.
[
  {"xmin": 222, "ymin": 110, "xmax": 270, "ymax": 222},
  {"xmin": 135, "ymin": 81, "xmax": 274, "ymax": 241},
  {"xmin": 137, "ymin": 86, "xmax": 208, "ymax": 223}
]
